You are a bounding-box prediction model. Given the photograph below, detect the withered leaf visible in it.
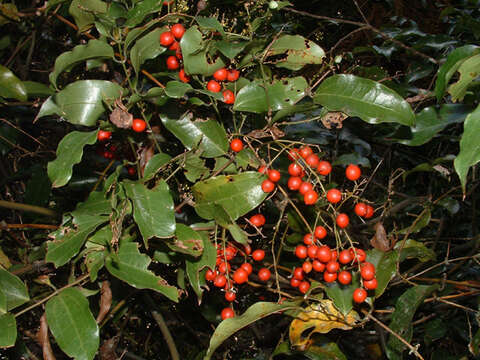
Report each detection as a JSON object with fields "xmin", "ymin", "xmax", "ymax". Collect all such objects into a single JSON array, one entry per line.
[
  {"xmin": 370, "ymin": 222, "xmax": 394, "ymax": 252},
  {"xmin": 321, "ymin": 111, "xmax": 348, "ymax": 129},
  {"xmin": 109, "ymin": 100, "xmax": 133, "ymax": 128}
]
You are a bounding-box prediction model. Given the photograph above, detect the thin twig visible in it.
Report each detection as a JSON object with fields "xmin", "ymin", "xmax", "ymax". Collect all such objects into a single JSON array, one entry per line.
[{"xmin": 0, "ymin": 200, "xmax": 57, "ymax": 217}]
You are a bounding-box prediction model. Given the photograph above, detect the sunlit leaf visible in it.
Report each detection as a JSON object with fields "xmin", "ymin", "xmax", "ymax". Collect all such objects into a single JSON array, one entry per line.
[
  {"xmin": 0, "ymin": 314, "xmax": 16, "ymax": 348},
  {"xmin": 0, "ymin": 65, "xmax": 27, "ymax": 101}
]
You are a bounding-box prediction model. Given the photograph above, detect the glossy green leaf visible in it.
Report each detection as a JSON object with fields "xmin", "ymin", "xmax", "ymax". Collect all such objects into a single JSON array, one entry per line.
[
  {"xmin": 448, "ymin": 53, "xmax": 480, "ymax": 102},
  {"xmin": 36, "ymin": 80, "xmax": 124, "ymax": 126},
  {"xmin": 23, "ymin": 81, "xmax": 55, "ymax": 97},
  {"xmin": 0, "ymin": 268, "xmax": 30, "ymax": 311},
  {"xmin": 123, "ymin": 180, "xmax": 175, "ymax": 245},
  {"xmin": 69, "ymin": 0, "xmax": 107, "ymax": 32},
  {"xmin": 185, "ymin": 231, "xmax": 216, "ymax": 299},
  {"xmin": 50, "ymin": 39, "xmax": 114, "ymax": 87},
  {"xmin": 395, "ymin": 240, "xmax": 436, "ymax": 263},
  {"xmin": 266, "ymin": 35, "xmax": 325, "ymax": 70},
  {"xmin": 167, "ymin": 223, "xmax": 203, "ymax": 257},
  {"xmin": 324, "ymin": 273, "xmax": 360, "ymax": 316},
  {"xmin": 435, "ymin": 45, "xmax": 479, "ymax": 101},
  {"xmin": 125, "ymin": 0, "xmax": 163, "ymax": 27},
  {"xmin": 0, "ymin": 314, "xmax": 16, "ymax": 348},
  {"xmin": 47, "ymin": 130, "xmax": 98, "ymax": 188},
  {"xmin": 214, "ymin": 40, "xmax": 248, "ymax": 59},
  {"xmin": 196, "ymin": 16, "xmax": 225, "ymax": 36},
  {"xmin": 130, "ymin": 28, "xmax": 167, "ymax": 74},
  {"xmin": 314, "ymin": 74, "xmax": 415, "ymax": 126},
  {"xmin": 366, "ymin": 249, "xmax": 398, "ymax": 298},
  {"xmin": 161, "ymin": 112, "xmax": 228, "ymax": 158},
  {"xmin": 180, "ymin": 26, "xmax": 225, "ymax": 76},
  {"xmin": 183, "ymin": 151, "xmax": 208, "ymax": 182},
  {"xmin": 142, "ymin": 152, "xmax": 172, "ymax": 181},
  {"xmin": 0, "ymin": 291, "xmax": 5, "ymax": 314},
  {"xmin": 386, "ymin": 285, "xmax": 438, "ymax": 360},
  {"xmin": 105, "ymin": 242, "xmax": 179, "ymax": 302},
  {"xmin": 397, "ymin": 107, "xmax": 446, "ymax": 146},
  {"xmin": 233, "ymin": 77, "xmax": 308, "ymax": 113},
  {"xmin": 454, "ymin": 105, "xmax": 480, "ymax": 193},
  {"xmin": 192, "ymin": 172, "xmax": 267, "ymax": 221},
  {"xmin": 164, "ymin": 80, "xmax": 193, "ymax": 98},
  {"xmin": 85, "ymin": 248, "xmax": 106, "ymax": 282},
  {"xmin": 0, "ymin": 65, "xmax": 27, "ymax": 101},
  {"xmin": 45, "ymin": 288, "xmax": 99, "ymax": 360},
  {"xmin": 204, "ymin": 301, "xmax": 300, "ymax": 360}
]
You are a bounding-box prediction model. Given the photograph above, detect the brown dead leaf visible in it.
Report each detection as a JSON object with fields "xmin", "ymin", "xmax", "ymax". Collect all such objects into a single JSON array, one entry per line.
[
  {"xmin": 247, "ymin": 125, "xmax": 285, "ymax": 139},
  {"xmin": 370, "ymin": 222, "xmax": 394, "ymax": 252},
  {"xmin": 99, "ymin": 337, "xmax": 118, "ymax": 360},
  {"xmin": 289, "ymin": 300, "xmax": 359, "ymax": 351},
  {"xmin": 38, "ymin": 313, "xmax": 56, "ymax": 360},
  {"xmin": 96, "ymin": 281, "xmax": 112, "ymax": 323},
  {"xmin": 139, "ymin": 144, "xmax": 155, "ymax": 176},
  {"xmin": 321, "ymin": 111, "xmax": 348, "ymax": 129},
  {"xmin": 109, "ymin": 100, "xmax": 133, "ymax": 128}
]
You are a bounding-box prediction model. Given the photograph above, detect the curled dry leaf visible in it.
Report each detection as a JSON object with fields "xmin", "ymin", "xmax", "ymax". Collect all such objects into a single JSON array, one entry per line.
[
  {"xmin": 38, "ymin": 313, "xmax": 56, "ymax": 360},
  {"xmin": 321, "ymin": 111, "xmax": 348, "ymax": 129},
  {"xmin": 96, "ymin": 281, "xmax": 112, "ymax": 323},
  {"xmin": 109, "ymin": 99, "xmax": 133, "ymax": 128},
  {"xmin": 289, "ymin": 299, "xmax": 359, "ymax": 351},
  {"xmin": 370, "ymin": 222, "xmax": 395, "ymax": 252}
]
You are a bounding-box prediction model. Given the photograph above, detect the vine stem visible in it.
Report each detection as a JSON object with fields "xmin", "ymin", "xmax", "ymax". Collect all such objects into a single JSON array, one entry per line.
[
  {"xmin": 14, "ymin": 274, "xmax": 90, "ymax": 318},
  {"xmin": 0, "ymin": 200, "xmax": 57, "ymax": 217}
]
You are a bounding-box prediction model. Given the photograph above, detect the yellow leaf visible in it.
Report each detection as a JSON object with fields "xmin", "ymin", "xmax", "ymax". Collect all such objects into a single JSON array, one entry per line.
[{"xmin": 289, "ymin": 299, "xmax": 359, "ymax": 350}]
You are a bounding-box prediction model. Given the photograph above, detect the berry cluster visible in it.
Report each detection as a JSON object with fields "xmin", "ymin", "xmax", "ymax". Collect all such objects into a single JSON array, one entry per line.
[{"xmin": 207, "ymin": 68, "xmax": 240, "ymax": 104}]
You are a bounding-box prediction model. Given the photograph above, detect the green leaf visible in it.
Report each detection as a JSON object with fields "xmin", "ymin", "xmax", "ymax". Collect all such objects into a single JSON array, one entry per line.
[
  {"xmin": 204, "ymin": 301, "xmax": 300, "ymax": 360},
  {"xmin": 0, "ymin": 268, "xmax": 30, "ymax": 311},
  {"xmin": 105, "ymin": 242, "xmax": 179, "ymax": 302},
  {"xmin": 186, "ymin": 231, "xmax": 216, "ymax": 299},
  {"xmin": 85, "ymin": 248, "xmax": 106, "ymax": 282},
  {"xmin": 266, "ymin": 35, "xmax": 325, "ymax": 70},
  {"xmin": 324, "ymin": 273, "xmax": 360, "ymax": 316},
  {"xmin": 69, "ymin": 0, "xmax": 107, "ymax": 32},
  {"xmin": 49, "ymin": 40, "xmax": 114, "ymax": 88},
  {"xmin": 214, "ymin": 40, "xmax": 248, "ymax": 59},
  {"xmin": 386, "ymin": 285, "xmax": 438, "ymax": 360},
  {"xmin": 45, "ymin": 288, "xmax": 99, "ymax": 360},
  {"xmin": 272, "ymin": 338, "xmax": 347, "ymax": 360},
  {"xmin": 314, "ymin": 74, "xmax": 415, "ymax": 126},
  {"xmin": 195, "ymin": 16, "xmax": 225, "ymax": 36},
  {"xmin": 123, "ymin": 180, "xmax": 175, "ymax": 246},
  {"xmin": 161, "ymin": 112, "xmax": 228, "ymax": 158},
  {"xmin": 0, "ymin": 313, "xmax": 16, "ymax": 348},
  {"xmin": 142, "ymin": 152, "xmax": 172, "ymax": 181},
  {"xmin": 165, "ymin": 80, "xmax": 193, "ymax": 98},
  {"xmin": 23, "ymin": 81, "xmax": 55, "ymax": 97},
  {"xmin": 448, "ymin": 53, "xmax": 480, "ymax": 102},
  {"xmin": 395, "ymin": 240, "xmax": 436, "ymax": 263},
  {"xmin": 47, "ymin": 130, "xmax": 98, "ymax": 188},
  {"xmin": 366, "ymin": 249, "xmax": 398, "ymax": 298},
  {"xmin": 183, "ymin": 151, "xmax": 208, "ymax": 182},
  {"xmin": 233, "ymin": 77, "xmax": 308, "ymax": 113},
  {"xmin": 180, "ymin": 26, "xmax": 225, "ymax": 76},
  {"xmin": 0, "ymin": 3, "xmax": 19, "ymax": 25},
  {"xmin": 0, "ymin": 65, "xmax": 27, "ymax": 101},
  {"xmin": 125, "ymin": 0, "xmax": 163, "ymax": 27},
  {"xmin": 454, "ymin": 105, "xmax": 480, "ymax": 193},
  {"xmin": 192, "ymin": 172, "xmax": 268, "ymax": 221},
  {"xmin": 435, "ymin": 45, "xmax": 479, "ymax": 101},
  {"xmin": 36, "ymin": 80, "xmax": 124, "ymax": 126},
  {"xmin": 0, "ymin": 290, "xmax": 5, "ymax": 314},
  {"xmin": 167, "ymin": 223, "xmax": 203, "ymax": 257},
  {"xmin": 130, "ymin": 28, "xmax": 167, "ymax": 74}
]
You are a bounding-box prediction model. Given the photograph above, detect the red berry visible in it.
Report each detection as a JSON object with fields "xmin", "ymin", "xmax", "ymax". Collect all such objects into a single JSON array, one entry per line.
[
  {"xmin": 299, "ymin": 181, "xmax": 313, "ymax": 195},
  {"xmin": 225, "ymin": 291, "xmax": 236, "ymax": 302},
  {"xmin": 224, "ymin": 246, "xmax": 236, "ymax": 261},
  {"xmin": 268, "ymin": 169, "xmax": 281, "ymax": 182},
  {"xmin": 230, "ymin": 138, "xmax": 243, "ymax": 152},
  {"xmin": 288, "ymin": 176, "xmax": 302, "ymax": 191},
  {"xmin": 312, "ymin": 259, "xmax": 325, "ymax": 272},
  {"xmin": 241, "ymin": 262, "xmax": 253, "ymax": 275},
  {"xmin": 171, "ymin": 23, "xmax": 185, "ymax": 39},
  {"xmin": 351, "ymin": 248, "xmax": 366, "ymax": 263},
  {"xmin": 258, "ymin": 268, "xmax": 271, "ymax": 281},
  {"xmin": 317, "ymin": 161, "xmax": 332, "ymax": 176},
  {"xmin": 303, "ymin": 234, "xmax": 314, "ymax": 245},
  {"xmin": 243, "ymin": 244, "xmax": 252, "ymax": 256},
  {"xmin": 132, "ymin": 118, "xmax": 147, "ymax": 132},
  {"xmin": 214, "ymin": 274, "xmax": 227, "ymax": 287},
  {"xmin": 299, "ymin": 146, "xmax": 313, "ymax": 159},
  {"xmin": 223, "ymin": 90, "xmax": 235, "ymax": 104},
  {"xmin": 178, "ymin": 68, "xmax": 190, "ymax": 83},
  {"xmin": 252, "ymin": 249, "xmax": 265, "ymax": 261},
  {"xmin": 288, "ymin": 163, "xmax": 303, "ymax": 177},
  {"xmin": 261, "ymin": 179, "xmax": 275, "ymax": 193},
  {"xmin": 175, "ymin": 48, "xmax": 182, "ymax": 59},
  {"xmin": 323, "ymin": 271, "xmax": 337, "ymax": 283},
  {"xmin": 258, "ymin": 165, "xmax": 267, "ymax": 174},
  {"xmin": 336, "ymin": 213, "xmax": 349, "ymax": 228},
  {"xmin": 326, "ymin": 189, "xmax": 342, "ymax": 204},
  {"xmin": 302, "ymin": 261, "xmax": 313, "ymax": 273},
  {"xmin": 365, "ymin": 205, "xmax": 374, "ymax": 219},
  {"xmin": 304, "ymin": 190, "xmax": 318, "ymax": 205},
  {"xmin": 353, "ymin": 288, "xmax": 367, "ymax": 303},
  {"xmin": 314, "ymin": 226, "xmax": 327, "ymax": 239},
  {"xmin": 363, "ymin": 278, "xmax": 378, "ymax": 290},
  {"xmin": 338, "ymin": 270, "xmax": 352, "ymax": 285},
  {"xmin": 221, "ymin": 307, "xmax": 235, "ymax": 319},
  {"xmin": 326, "ymin": 260, "xmax": 339, "ymax": 273},
  {"xmin": 217, "ymin": 261, "xmax": 231, "ymax": 274},
  {"xmin": 317, "ymin": 245, "xmax": 332, "ymax": 263},
  {"xmin": 249, "ymin": 214, "xmax": 266, "ymax": 227},
  {"xmin": 338, "ymin": 249, "xmax": 353, "ymax": 264},
  {"xmin": 159, "ymin": 31, "xmax": 174, "ymax": 46},
  {"xmin": 287, "ymin": 148, "xmax": 300, "ymax": 161},
  {"xmin": 169, "ymin": 41, "xmax": 180, "ymax": 51},
  {"xmin": 354, "ymin": 203, "xmax": 368, "ymax": 217},
  {"xmin": 305, "ymin": 154, "xmax": 320, "ymax": 168},
  {"xmin": 346, "ymin": 164, "xmax": 361, "ymax": 181},
  {"xmin": 127, "ymin": 166, "xmax": 136, "ymax": 176},
  {"xmin": 166, "ymin": 55, "xmax": 180, "ymax": 70},
  {"xmin": 213, "ymin": 68, "xmax": 228, "ymax": 81},
  {"xmin": 298, "ymin": 281, "xmax": 310, "ymax": 294},
  {"xmin": 205, "ymin": 268, "xmax": 216, "ymax": 281},
  {"xmin": 360, "ymin": 262, "xmax": 375, "ymax": 281},
  {"xmin": 290, "ymin": 277, "xmax": 300, "ymax": 287},
  {"xmin": 227, "ymin": 69, "xmax": 240, "ymax": 82},
  {"xmin": 233, "ymin": 268, "xmax": 248, "ymax": 284},
  {"xmin": 331, "ymin": 249, "xmax": 338, "ymax": 261},
  {"xmin": 293, "ymin": 267, "xmax": 304, "ymax": 280},
  {"xmin": 97, "ymin": 130, "xmax": 111, "ymax": 141},
  {"xmin": 207, "ymin": 80, "xmax": 221, "ymax": 92},
  {"xmin": 307, "ymin": 245, "xmax": 318, "ymax": 259},
  {"xmin": 295, "ymin": 245, "xmax": 308, "ymax": 259}
]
